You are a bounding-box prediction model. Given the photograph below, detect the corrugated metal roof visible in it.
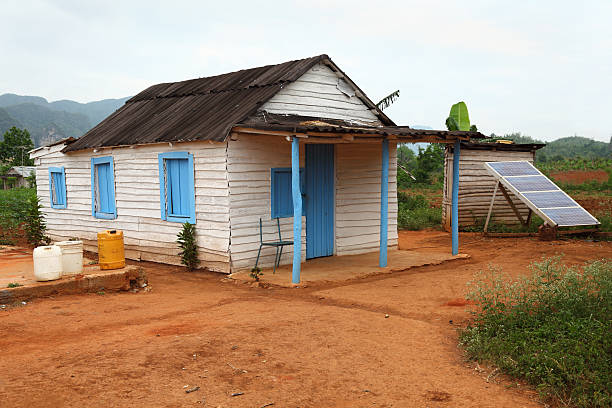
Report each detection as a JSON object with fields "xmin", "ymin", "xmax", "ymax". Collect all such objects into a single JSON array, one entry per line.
[
  {"xmin": 238, "ymin": 113, "xmax": 486, "ymax": 141},
  {"xmin": 5, "ymin": 166, "xmax": 36, "ymax": 177},
  {"xmin": 64, "ymin": 54, "xmax": 394, "ymax": 153}
]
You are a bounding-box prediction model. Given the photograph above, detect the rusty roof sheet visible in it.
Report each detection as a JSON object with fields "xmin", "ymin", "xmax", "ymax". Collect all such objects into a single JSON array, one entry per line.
[
  {"xmin": 64, "ymin": 54, "xmax": 394, "ymax": 153},
  {"xmin": 237, "ymin": 113, "xmax": 486, "ymax": 141}
]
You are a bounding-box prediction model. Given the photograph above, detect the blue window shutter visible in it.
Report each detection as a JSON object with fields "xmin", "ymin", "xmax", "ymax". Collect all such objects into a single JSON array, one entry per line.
[
  {"xmin": 48, "ymin": 167, "xmax": 66, "ymax": 209},
  {"xmin": 91, "ymin": 156, "xmax": 117, "ymax": 219},
  {"xmin": 158, "ymin": 152, "xmax": 196, "ymax": 224},
  {"xmin": 271, "ymin": 167, "xmax": 305, "ymax": 218}
]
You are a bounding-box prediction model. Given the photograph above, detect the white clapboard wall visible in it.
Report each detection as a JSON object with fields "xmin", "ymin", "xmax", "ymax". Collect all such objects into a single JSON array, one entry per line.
[
  {"xmin": 442, "ymin": 147, "xmax": 536, "ymax": 229},
  {"xmin": 260, "ymin": 63, "xmax": 382, "ymax": 125},
  {"xmin": 31, "ymin": 141, "xmax": 231, "ymax": 272}
]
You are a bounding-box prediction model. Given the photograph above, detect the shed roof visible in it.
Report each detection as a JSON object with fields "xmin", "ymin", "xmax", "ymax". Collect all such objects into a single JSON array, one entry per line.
[
  {"xmin": 4, "ymin": 166, "xmax": 36, "ymax": 177},
  {"xmin": 237, "ymin": 112, "xmax": 486, "ymax": 141},
  {"xmin": 63, "ymin": 54, "xmax": 394, "ymax": 153},
  {"xmin": 452, "ymin": 141, "xmax": 546, "ymax": 152}
]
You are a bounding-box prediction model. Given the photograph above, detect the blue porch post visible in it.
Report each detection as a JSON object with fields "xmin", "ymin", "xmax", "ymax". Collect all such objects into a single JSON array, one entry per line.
[
  {"xmin": 291, "ymin": 136, "xmax": 302, "ymax": 284},
  {"xmin": 379, "ymin": 138, "xmax": 389, "ymax": 267},
  {"xmin": 451, "ymin": 139, "xmax": 461, "ymax": 255}
]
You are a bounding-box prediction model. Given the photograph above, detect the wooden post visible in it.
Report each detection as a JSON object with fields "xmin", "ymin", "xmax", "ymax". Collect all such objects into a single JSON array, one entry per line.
[
  {"xmin": 451, "ymin": 139, "xmax": 460, "ymax": 255},
  {"xmin": 379, "ymin": 138, "xmax": 389, "ymax": 267},
  {"xmin": 291, "ymin": 136, "xmax": 302, "ymax": 284},
  {"xmin": 484, "ymin": 181, "xmax": 499, "ymax": 233},
  {"xmin": 498, "ymin": 184, "xmax": 525, "ymax": 225}
]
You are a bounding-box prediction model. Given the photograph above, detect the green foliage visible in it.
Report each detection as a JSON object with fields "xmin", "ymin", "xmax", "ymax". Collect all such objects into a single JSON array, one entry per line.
[
  {"xmin": 397, "ymin": 191, "xmax": 442, "ymax": 230},
  {"xmin": 376, "ymin": 90, "xmax": 400, "ymax": 111},
  {"xmin": 446, "ymin": 101, "xmax": 475, "ymax": 131},
  {"xmin": 460, "ymin": 257, "xmax": 612, "ymax": 407},
  {"xmin": 177, "ymin": 222, "xmax": 199, "ymax": 270},
  {"xmin": 397, "ymin": 143, "xmax": 445, "ymax": 188},
  {"xmin": 7, "ymin": 282, "xmax": 22, "ymax": 288},
  {"xmin": 24, "ymin": 195, "xmax": 50, "ymax": 246},
  {"xmin": 0, "ymin": 127, "xmax": 34, "ymax": 166},
  {"xmin": 492, "ymin": 132, "xmax": 611, "ymax": 163},
  {"xmin": 0, "ymin": 188, "xmax": 36, "ymax": 244}
]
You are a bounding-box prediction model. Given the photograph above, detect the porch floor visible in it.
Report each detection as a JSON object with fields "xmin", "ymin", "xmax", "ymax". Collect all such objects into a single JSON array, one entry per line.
[{"xmin": 230, "ymin": 248, "xmax": 469, "ymax": 287}]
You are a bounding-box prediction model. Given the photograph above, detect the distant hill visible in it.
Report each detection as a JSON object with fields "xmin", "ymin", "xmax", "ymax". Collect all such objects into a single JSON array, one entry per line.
[
  {"xmin": 499, "ymin": 133, "xmax": 611, "ymax": 162},
  {"xmin": 0, "ymin": 93, "xmax": 129, "ymax": 147}
]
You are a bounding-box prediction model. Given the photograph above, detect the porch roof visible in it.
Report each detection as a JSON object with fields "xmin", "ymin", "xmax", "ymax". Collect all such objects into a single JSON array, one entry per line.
[{"xmin": 235, "ymin": 113, "xmax": 486, "ymax": 143}]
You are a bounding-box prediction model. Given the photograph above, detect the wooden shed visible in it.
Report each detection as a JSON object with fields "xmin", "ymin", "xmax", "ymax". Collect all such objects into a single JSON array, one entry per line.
[
  {"xmin": 31, "ymin": 54, "xmax": 483, "ymax": 282},
  {"xmin": 1, "ymin": 166, "xmax": 35, "ymax": 189},
  {"xmin": 442, "ymin": 141, "xmax": 545, "ymax": 230}
]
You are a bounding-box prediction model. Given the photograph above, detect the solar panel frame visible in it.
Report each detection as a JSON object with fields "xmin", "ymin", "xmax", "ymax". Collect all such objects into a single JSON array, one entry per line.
[{"xmin": 483, "ymin": 160, "xmax": 600, "ymax": 227}]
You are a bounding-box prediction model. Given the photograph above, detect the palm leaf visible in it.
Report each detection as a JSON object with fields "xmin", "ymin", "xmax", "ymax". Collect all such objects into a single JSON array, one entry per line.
[{"xmin": 376, "ymin": 90, "xmax": 400, "ymax": 111}]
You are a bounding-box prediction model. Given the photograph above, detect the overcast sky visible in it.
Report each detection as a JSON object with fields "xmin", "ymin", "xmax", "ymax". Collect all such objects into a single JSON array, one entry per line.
[{"xmin": 1, "ymin": 0, "xmax": 610, "ymax": 142}]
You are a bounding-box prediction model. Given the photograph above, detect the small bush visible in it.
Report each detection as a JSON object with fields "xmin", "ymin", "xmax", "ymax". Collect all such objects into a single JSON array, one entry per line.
[
  {"xmin": 397, "ymin": 191, "xmax": 442, "ymax": 230},
  {"xmin": 24, "ymin": 195, "xmax": 50, "ymax": 246},
  {"xmin": 460, "ymin": 257, "xmax": 612, "ymax": 407},
  {"xmin": 177, "ymin": 222, "xmax": 199, "ymax": 270}
]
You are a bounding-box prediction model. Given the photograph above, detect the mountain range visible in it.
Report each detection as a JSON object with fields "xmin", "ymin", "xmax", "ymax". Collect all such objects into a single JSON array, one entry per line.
[{"xmin": 0, "ymin": 93, "xmax": 129, "ymax": 147}]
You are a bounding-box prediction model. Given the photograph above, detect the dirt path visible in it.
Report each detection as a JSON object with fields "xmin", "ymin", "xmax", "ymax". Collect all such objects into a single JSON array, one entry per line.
[{"xmin": 1, "ymin": 232, "xmax": 610, "ymax": 407}]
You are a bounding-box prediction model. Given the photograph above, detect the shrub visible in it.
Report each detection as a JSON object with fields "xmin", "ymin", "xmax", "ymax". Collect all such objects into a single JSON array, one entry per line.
[
  {"xmin": 460, "ymin": 257, "xmax": 612, "ymax": 407},
  {"xmin": 177, "ymin": 222, "xmax": 199, "ymax": 270},
  {"xmin": 397, "ymin": 191, "xmax": 442, "ymax": 230},
  {"xmin": 24, "ymin": 195, "xmax": 50, "ymax": 246}
]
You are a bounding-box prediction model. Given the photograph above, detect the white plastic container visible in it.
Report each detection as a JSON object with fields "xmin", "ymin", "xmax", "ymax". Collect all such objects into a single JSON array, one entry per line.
[
  {"xmin": 56, "ymin": 240, "xmax": 84, "ymax": 276},
  {"xmin": 33, "ymin": 245, "xmax": 63, "ymax": 281}
]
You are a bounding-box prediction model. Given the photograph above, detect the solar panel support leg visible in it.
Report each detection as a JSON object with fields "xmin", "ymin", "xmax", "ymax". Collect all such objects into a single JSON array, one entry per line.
[
  {"xmin": 498, "ymin": 184, "xmax": 525, "ymax": 225},
  {"xmin": 483, "ymin": 181, "xmax": 499, "ymax": 233}
]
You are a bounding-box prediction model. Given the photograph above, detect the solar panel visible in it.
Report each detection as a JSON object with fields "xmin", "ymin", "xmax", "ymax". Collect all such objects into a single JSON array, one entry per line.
[
  {"xmin": 523, "ymin": 191, "xmax": 577, "ymax": 208},
  {"xmin": 488, "ymin": 161, "xmax": 540, "ymax": 177},
  {"xmin": 484, "ymin": 161, "xmax": 600, "ymax": 228},
  {"xmin": 505, "ymin": 176, "xmax": 558, "ymax": 193},
  {"xmin": 541, "ymin": 208, "xmax": 599, "ymax": 227}
]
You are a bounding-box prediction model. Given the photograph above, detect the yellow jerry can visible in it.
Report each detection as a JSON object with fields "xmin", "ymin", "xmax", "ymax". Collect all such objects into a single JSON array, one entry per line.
[{"xmin": 97, "ymin": 230, "xmax": 125, "ymax": 270}]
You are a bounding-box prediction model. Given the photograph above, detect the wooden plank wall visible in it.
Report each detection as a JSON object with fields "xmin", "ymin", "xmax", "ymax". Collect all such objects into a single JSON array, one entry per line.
[
  {"xmin": 227, "ymin": 135, "xmax": 306, "ymax": 271},
  {"xmin": 260, "ymin": 63, "xmax": 381, "ymax": 125},
  {"xmin": 32, "ymin": 141, "xmax": 231, "ymax": 272},
  {"xmin": 442, "ymin": 148, "xmax": 535, "ymax": 229},
  {"xmin": 336, "ymin": 142, "xmax": 398, "ymax": 255},
  {"xmin": 227, "ymin": 135, "xmax": 399, "ymax": 271}
]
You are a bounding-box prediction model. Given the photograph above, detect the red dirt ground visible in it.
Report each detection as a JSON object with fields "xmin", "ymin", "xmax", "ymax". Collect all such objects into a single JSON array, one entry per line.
[
  {"xmin": 550, "ymin": 169, "xmax": 609, "ymax": 184},
  {"xmin": 1, "ymin": 231, "xmax": 611, "ymax": 407}
]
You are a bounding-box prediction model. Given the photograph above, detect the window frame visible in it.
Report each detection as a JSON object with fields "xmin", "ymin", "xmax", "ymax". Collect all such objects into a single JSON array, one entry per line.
[
  {"xmin": 91, "ymin": 156, "xmax": 117, "ymax": 220},
  {"xmin": 158, "ymin": 151, "xmax": 196, "ymax": 224},
  {"xmin": 48, "ymin": 166, "xmax": 67, "ymax": 209},
  {"xmin": 270, "ymin": 167, "xmax": 305, "ymax": 219}
]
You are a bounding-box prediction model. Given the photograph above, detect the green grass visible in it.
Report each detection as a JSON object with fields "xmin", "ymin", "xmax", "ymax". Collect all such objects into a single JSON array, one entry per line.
[
  {"xmin": 397, "ymin": 191, "xmax": 442, "ymax": 230},
  {"xmin": 0, "ymin": 188, "xmax": 37, "ymax": 244},
  {"xmin": 460, "ymin": 257, "xmax": 612, "ymax": 407},
  {"xmin": 7, "ymin": 282, "xmax": 22, "ymax": 288}
]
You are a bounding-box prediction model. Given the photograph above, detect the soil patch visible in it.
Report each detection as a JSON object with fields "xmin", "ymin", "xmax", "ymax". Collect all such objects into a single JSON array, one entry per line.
[
  {"xmin": 0, "ymin": 232, "xmax": 610, "ymax": 407},
  {"xmin": 550, "ymin": 169, "xmax": 608, "ymax": 184}
]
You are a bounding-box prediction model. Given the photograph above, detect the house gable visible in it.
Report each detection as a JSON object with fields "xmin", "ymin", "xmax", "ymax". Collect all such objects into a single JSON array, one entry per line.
[{"xmin": 259, "ymin": 63, "xmax": 382, "ymax": 125}]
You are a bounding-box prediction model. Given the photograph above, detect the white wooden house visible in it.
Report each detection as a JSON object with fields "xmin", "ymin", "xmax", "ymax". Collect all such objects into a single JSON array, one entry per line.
[{"xmin": 31, "ymin": 54, "xmax": 482, "ymax": 281}]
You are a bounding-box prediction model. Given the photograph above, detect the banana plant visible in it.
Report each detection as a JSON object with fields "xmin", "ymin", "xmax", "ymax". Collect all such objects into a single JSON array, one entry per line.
[{"xmin": 445, "ymin": 101, "xmax": 477, "ymax": 132}]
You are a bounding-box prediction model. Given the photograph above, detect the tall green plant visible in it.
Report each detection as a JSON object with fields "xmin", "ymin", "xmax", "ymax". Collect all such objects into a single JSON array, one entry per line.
[
  {"xmin": 24, "ymin": 195, "xmax": 50, "ymax": 246},
  {"xmin": 177, "ymin": 222, "xmax": 199, "ymax": 270}
]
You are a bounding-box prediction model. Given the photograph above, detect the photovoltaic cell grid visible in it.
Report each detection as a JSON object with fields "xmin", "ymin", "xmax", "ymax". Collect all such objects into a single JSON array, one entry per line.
[
  {"xmin": 505, "ymin": 176, "xmax": 558, "ymax": 193},
  {"xmin": 484, "ymin": 161, "xmax": 600, "ymax": 227},
  {"xmin": 487, "ymin": 161, "xmax": 540, "ymax": 177}
]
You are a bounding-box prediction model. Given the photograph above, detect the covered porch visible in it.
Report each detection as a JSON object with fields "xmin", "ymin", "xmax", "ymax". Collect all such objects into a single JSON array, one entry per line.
[
  {"xmin": 231, "ymin": 114, "xmax": 484, "ymax": 284},
  {"xmin": 229, "ymin": 246, "xmax": 469, "ymax": 287}
]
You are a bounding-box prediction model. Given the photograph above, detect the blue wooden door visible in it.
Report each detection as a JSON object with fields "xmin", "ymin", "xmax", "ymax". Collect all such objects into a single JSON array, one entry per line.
[{"xmin": 305, "ymin": 144, "xmax": 334, "ymax": 259}]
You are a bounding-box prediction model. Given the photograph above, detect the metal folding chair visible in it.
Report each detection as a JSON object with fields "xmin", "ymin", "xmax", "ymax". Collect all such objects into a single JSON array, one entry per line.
[{"xmin": 253, "ymin": 218, "xmax": 293, "ymax": 273}]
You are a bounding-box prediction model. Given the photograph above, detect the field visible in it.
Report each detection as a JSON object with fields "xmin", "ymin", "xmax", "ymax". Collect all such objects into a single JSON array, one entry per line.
[{"xmin": 1, "ymin": 231, "xmax": 611, "ymax": 407}]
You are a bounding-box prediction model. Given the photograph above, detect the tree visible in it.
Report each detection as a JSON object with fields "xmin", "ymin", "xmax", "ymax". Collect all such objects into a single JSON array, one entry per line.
[{"xmin": 0, "ymin": 127, "xmax": 34, "ymax": 166}]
